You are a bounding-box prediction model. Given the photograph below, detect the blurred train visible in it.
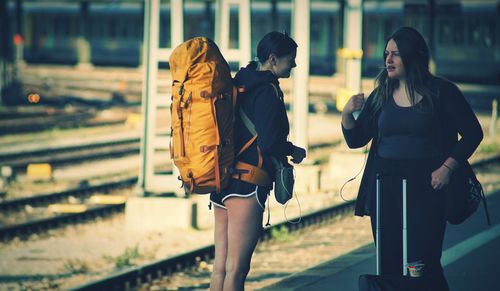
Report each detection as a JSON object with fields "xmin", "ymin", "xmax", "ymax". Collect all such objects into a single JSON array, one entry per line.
[{"xmin": 6, "ymin": 0, "xmax": 500, "ymax": 84}]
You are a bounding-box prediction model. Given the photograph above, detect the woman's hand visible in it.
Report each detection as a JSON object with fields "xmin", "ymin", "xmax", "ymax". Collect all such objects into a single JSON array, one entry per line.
[
  {"xmin": 341, "ymin": 93, "xmax": 364, "ymax": 130},
  {"xmin": 342, "ymin": 93, "xmax": 365, "ymax": 115},
  {"xmin": 431, "ymin": 165, "xmax": 453, "ymax": 190},
  {"xmin": 291, "ymin": 145, "xmax": 306, "ymax": 164}
]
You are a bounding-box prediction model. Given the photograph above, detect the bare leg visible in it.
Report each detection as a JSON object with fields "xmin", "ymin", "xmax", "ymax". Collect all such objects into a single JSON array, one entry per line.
[
  {"xmin": 210, "ymin": 205, "xmax": 228, "ymax": 291},
  {"xmin": 223, "ymin": 196, "xmax": 263, "ymax": 291}
]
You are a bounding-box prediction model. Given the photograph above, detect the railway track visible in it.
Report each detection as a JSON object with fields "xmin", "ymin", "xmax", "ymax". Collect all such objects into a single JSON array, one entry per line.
[
  {"xmin": 68, "ymin": 158, "xmax": 499, "ymax": 291},
  {"xmin": 0, "ymin": 177, "xmax": 137, "ymax": 241},
  {"xmin": 0, "ymin": 136, "xmax": 141, "ymax": 174},
  {"xmin": 0, "ymin": 138, "xmax": 341, "ymax": 241},
  {"xmin": 0, "ymin": 106, "xmax": 133, "ymax": 136}
]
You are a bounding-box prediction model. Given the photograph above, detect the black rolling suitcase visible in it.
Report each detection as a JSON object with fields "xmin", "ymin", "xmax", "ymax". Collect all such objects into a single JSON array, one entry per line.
[{"xmin": 358, "ymin": 174, "xmax": 426, "ymax": 291}]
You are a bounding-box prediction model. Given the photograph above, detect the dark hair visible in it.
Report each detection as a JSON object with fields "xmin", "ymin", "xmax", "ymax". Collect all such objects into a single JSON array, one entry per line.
[
  {"xmin": 247, "ymin": 31, "xmax": 298, "ymax": 69},
  {"xmin": 373, "ymin": 26, "xmax": 437, "ymax": 112}
]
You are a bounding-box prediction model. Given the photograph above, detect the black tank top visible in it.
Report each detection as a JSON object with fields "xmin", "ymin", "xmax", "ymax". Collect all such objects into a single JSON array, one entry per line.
[{"xmin": 377, "ymin": 96, "xmax": 438, "ymax": 159}]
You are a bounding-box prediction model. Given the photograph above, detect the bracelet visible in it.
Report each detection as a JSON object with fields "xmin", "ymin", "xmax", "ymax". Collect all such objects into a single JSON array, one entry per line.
[{"xmin": 442, "ymin": 163, "xmax": 453, "ymax": 172}]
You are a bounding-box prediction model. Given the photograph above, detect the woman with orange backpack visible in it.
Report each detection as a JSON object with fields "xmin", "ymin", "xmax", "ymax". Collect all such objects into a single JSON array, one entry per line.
[{"xmin": 209, "ymin": 31, "xmax": 306, "ymax": 291}]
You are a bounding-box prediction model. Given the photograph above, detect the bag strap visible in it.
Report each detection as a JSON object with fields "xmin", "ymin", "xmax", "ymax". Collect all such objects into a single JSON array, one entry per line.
[{"xmin": 480, "ymin": 187, "xmax": 491, "ymax": 226}]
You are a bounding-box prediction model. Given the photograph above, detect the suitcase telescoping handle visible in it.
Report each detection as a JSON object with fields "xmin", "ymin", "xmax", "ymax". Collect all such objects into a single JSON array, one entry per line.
[{"xmin": 375, "ymin": 174, "xmax": 408, "ymax": 276}]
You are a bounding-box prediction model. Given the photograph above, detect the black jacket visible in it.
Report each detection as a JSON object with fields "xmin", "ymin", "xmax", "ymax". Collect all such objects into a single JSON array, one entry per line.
[
  {"xmin": 342, "ymin": 76, "xmax": 483, "ymax": 216},
  {"xmin": 222, "ymin": 66, "xmax": 293, "ymax": 194}
]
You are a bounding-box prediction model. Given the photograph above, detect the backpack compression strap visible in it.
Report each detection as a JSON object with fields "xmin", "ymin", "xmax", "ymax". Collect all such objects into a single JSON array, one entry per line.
[{"xmin": 233, "ymin": 96, "xmax": 272, "ymax": 187}]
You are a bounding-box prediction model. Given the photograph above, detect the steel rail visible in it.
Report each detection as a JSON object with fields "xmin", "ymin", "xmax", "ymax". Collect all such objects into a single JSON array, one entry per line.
[
  {"xmin": 0, "ymin": 178, "xmax": 137, "ymax": 240},
  {"xmin": 0, "ymin": 177, "xmax": 137, "ymax": 212},
  {"xmin": 0, "ymin": 112, "xmax": 127, "ymax": 135},
  {"xmin": 0, "ymin": 141, "xmax": 140, "ymax": 174},
  {"xmin": 0, "ymin": 137, "xmax": 140, "ymax": 162}
]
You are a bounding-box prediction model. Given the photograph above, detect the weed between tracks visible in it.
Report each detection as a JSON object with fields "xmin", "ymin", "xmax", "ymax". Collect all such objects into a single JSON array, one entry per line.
[{"xmin": 103, "ymin": 244, "xmax": 142, "ymax": 269}]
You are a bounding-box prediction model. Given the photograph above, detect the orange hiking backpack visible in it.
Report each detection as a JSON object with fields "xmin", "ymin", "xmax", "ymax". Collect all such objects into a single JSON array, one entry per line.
[{"xmin": 169, "ymin": 37, "xmax": 271, "ymax": 195}]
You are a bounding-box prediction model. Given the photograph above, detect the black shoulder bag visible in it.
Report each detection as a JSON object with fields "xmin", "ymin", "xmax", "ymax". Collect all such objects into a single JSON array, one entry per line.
[{"xmin": 445, "ymin": 161, "xmax": 490, "ymax": 225}]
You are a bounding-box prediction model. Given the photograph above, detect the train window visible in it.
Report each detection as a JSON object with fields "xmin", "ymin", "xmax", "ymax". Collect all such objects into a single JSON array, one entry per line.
[
  {"xmin": 90, "ymin": 17, "xmax": 104, "ymax": 39},
  {"xmin": 159, "ymin": 15, "xmax": 170, "ymax": 48},
  {"xmin": 482, "ymin": 20, "xmax": 495, "ymax": 48},
  {"xmin": 229, "ymin": 5, "xmax": 239, "ymax": 49},
  {"xmin": 468, "ymin": 18, "xmax": 479, "ymax": 47},
  {"xmin": 54, "ymin": 17, "xmax": 64, "ymax": 37},
  {"xmin": 53, "ymin": 16, "xmax": 76, "ymax": 40},
  {"xmin": 120, "ymin": 21, "xmax": 128, "ymax": 39},
  {"xmin": 467, "ymin": 18, "xmax": 494, "ymax": 48},
  {"xmin": 39, "ymin": 15, "xmax": 53, "ymax": 41},
  {"xmin": 453, "ymin": 19, "xmax": 464, "ymax": 45},
  {"xmin": 108, "ymin": 18, "xmax": 116, "ymax": 38},
  {"xmin": 438, "ymin": 19, "xmax": 453, "ymax": 45},
  {"xmin": 384, "ymin": 19, "xmax": 394, "ymax": 41},
  {"xmin": 362, "ymin": 16, "xmax": 379, "ymax": 59}
]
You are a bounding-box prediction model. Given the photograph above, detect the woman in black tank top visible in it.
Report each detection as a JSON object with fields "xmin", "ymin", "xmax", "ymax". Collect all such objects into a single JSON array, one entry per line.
[{"xmin": 341, "ymin": 27, "xmax": 483, "ymax": 290}]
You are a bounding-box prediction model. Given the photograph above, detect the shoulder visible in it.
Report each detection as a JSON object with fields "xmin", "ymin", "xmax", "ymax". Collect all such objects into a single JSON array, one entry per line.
[
  {"xmin": 433, "ymin": 76, "xmax": 461, "ymax": 96},
  {"xmin": 366, "ymin": 88, "xmax": 379, "ymax": 103},
  {"xmin": 253, "ymin": 83, "xmax": 281, "ymax": 102},
  {"xmin": 362, "ymin": 87, "xmax": 381, "ymax": 113}
]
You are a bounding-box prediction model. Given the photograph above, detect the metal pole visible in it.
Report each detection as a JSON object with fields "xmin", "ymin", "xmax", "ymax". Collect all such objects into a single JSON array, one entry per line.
[
  {"xmin": 14, "ymin": 0, "xmax": 23, "ymax": 72},
  {"xmin": 292, "ymin": 0, "xmax": 310, "ymax": 152},
  {"xmin": 376, "ymin": 174, "xmax": 381, "ymax": 275},
  {"xmin": 214, "ymin": 0, "xmax": 223, "ymax": 46},
  {"xmin": 271, "ymin": 0, "xmax": 279, "ymax": 30},
  {"xmin": 171, "ymin": 0, "xmax": 184, "ymax": 48},
  {"xmin": 343, "ymin": 0, "xmax": 363, "ymax": 94},
  {"xmin": 76, "ymin": 1, "xmax": 92, "ymax": 69},
  {"xmin": 0, "ymin": 0, "xmax": 10, "ymax": 90},
  {"xmin": 138, "ymin": 0, "xmax": 160, "ymax": 195},
  {"xmin": 239, "ymin": 0, "xmax": 251, "ymax": 67},
  {"xmin": 402, "ymin": 178, "xmax": 408, "ymax": 276},
  {"xmin": 216, "ymin": 0, "xmax": 229, "ymax": 52}
]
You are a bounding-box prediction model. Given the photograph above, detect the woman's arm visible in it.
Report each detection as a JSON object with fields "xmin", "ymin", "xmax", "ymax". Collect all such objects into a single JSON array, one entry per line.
[
  {"xmin": 431, "ymin": 80, "xmax": 483, "ymax": 190},
  {"xmin": 341, "ymin": 91, "xmax": 377, "ymax": 148},
  {"xmin": 442, "ymin": 81, "xmax": 484, "ymax": 163},
  {"xmin": 252, "ymin": 84, "xmax": 295, "ymax": 159}
]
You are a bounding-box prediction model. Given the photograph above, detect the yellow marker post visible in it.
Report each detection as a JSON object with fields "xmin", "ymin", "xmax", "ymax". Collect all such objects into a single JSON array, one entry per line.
[
  {"xmin": 126, "ymin": 113, "xmax": 143, "ymax": 128},
  {"xmin": 26, "ymin": 163, "xmax": 52, "ymax": 180},
  {"xmin": 48, "ymin": 204, "xmax": 87, "ymax": 213},
  {"xmin": 89, "ymin": 195, "xmax": 127, "ymax": 205}
]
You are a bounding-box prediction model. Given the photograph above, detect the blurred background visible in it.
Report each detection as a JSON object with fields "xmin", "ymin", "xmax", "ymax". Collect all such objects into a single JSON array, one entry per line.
[
  {"xmin": 0, "ymin": 1, "xmax": 499, "ymax": 290},
  {"xmin": 0, "ymin": 0, "xmax": 499, "ymax": 107}
]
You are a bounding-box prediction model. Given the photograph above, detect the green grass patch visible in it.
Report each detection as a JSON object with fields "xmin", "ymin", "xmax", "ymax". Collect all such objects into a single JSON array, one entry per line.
[
  {"xmin": 103, "ymin": 245, "xmax": 142, "ymax": 269},
  {"xmin": 63, "ymin": 258, "xmax": 90, "ymax": 274},
  {"xmin": 270, "ymin": 225, "xmax": 297, "ymax": 242}
]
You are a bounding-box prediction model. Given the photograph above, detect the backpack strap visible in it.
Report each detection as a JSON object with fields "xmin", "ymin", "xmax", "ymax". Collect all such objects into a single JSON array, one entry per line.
[
  {"xmin": 240, "ymin": 83, "xmax": 284, "ymax": 171},
  {"xmin": 238, "ymin": 107, "xmax": 264, "ymax": 167},
  {"xmin": 231, "ymin": 161, "xmax": 272, "ymax": 186},
  {"xmin": 232, "ymin": 87, "xmax": 272, "ymax": 186},
  {"xmin": 266, "ymin": 83, "xmax": 285, "ymax": 169}
]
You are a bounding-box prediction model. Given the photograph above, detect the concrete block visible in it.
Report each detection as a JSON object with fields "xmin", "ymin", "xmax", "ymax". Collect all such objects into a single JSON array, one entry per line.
[
  {"xmin": 294, "ymin": 164, "xmax": 321, "ymax": 194},
  {"xmin": 190, "ymin": 195, "xmax": 214, "ymax": 230},
  {"xmin": 326, "ymin": 152, "xmax": 366, "ymax": 198},
  {"xmin": 125, "ymin": 196, "xmax": 213, "ymax": 233}
]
